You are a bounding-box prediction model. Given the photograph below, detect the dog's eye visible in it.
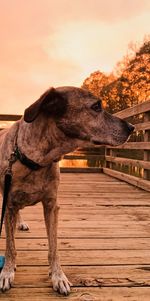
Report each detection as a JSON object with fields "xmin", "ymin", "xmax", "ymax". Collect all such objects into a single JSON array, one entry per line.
[{"xmin": 91, "ymin": 101, "xmax": 102, "ymax": 112}]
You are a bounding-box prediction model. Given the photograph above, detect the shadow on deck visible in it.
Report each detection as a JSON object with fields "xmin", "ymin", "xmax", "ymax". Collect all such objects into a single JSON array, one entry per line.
[{"xmin": 1, "ymin": 172, "xmax": 150, "ymax": 300}]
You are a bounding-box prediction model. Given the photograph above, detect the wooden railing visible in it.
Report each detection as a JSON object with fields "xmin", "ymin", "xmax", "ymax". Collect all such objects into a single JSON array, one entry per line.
[
  {"xmin": 0, "ymin": 114, "xmax": 21, "ymax": 121},
  {"xmin": 104, "ymin": 100, "xmax": 150, "ymax": 192},
  {"xmin": 1, "ymin": 102, "xmax": 150, "ymax": 191},
  {"xmin": 0, "ymin": 114, "xmax": 104, "ymax": 173}
]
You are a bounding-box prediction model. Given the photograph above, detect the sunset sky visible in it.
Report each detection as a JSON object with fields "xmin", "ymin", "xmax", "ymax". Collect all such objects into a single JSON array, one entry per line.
[{"xmin": 0, "ymin": 0, "xmax": 150, "ymax": 114}]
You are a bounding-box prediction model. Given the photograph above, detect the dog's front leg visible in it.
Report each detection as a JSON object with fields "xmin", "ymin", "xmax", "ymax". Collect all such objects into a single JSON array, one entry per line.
[
  {"xmin": 43, "ymin": 200, "xmax": 71, "ymax": 295},
  {"xmin": 0, "ymin": 206, "xmax": 18, "ymax": 291}
]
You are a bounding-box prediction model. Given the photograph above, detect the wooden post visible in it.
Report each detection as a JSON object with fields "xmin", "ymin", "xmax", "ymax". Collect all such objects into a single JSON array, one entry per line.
[
  {"xmin": 107, "ymin": 149, "xmax": 116, "ymax": 169},
  {"xmin": 104, "ymin": 147, "xmax": 108, "ymax": 168},
  {"xmin": 104, "ymin": 147, "xmax": 116, "ymax": 170},
  {"xmin": 109, "ymin": 149, "xmax": 115, "ymax": 169},
  {"xmin": 105, "ymin": 147, "xmax": 112, "ymax": 169},
  {"xmin": 143, "ymin": 111, "xmax": 150, "ymax": 180}
]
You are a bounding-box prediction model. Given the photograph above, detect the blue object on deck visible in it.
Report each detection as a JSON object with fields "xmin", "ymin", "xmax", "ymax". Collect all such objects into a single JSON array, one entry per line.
[{"xmin": 0, "ymin": 256, "xmax": 5, "ymax": 270}]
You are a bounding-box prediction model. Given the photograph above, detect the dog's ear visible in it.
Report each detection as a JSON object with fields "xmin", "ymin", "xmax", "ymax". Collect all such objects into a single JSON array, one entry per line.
[{"xmin": 24, "ymin": 87, "xmax": 67, "ymax": 123}]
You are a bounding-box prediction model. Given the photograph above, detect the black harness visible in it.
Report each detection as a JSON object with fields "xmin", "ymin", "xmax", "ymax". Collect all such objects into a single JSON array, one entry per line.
[
  {"xmin": 0, "ymin": 147, "xmax": 42, "ymax": 236},
  {"xmin": 15, "ymin": 147, "xmax": 42, "ymax": 171}
]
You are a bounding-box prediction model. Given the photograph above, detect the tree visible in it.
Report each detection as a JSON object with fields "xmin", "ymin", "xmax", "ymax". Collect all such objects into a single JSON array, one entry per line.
[
  {"xmin": 82, "ymin": 71, "xmax": 115, "ymax": 108},
  {"xmin": 102, "ymin": 38, "xmax": 150, "ymax": 113},
  {"xmin": 82, "ymin": 37, "xmax": 150, "ymax": 113}
]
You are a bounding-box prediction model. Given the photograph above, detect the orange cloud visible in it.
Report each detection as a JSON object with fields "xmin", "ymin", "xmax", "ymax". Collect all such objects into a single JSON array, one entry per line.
[{"xmin": 0, "ymin": 0, "xmax": 149, "ymax": 113}]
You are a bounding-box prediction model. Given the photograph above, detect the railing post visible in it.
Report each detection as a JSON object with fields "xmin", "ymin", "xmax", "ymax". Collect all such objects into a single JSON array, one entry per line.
[
  {"xmin": 144, "ymin": 111, "xmax": 150, "ymax": 180},
  {"xmin": 105, "ymin": 147, "xmax": 115, "ymax": 169},
  {"xmin": 103, "ymin": 147, "xmax": 107, "ymax": 168},
  {"xmin": 109, "ymin": 149, "xmax": 115, "ymax": 169},
  {"xmin": 104, "ymin": 147, "xmax": 111, "ymax": 168}
]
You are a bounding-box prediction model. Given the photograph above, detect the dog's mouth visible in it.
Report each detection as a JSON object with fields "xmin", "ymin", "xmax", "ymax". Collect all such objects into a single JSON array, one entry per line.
[{"xmin": 92, "ymin": 135, "xmax": 129, "ymax": 147}]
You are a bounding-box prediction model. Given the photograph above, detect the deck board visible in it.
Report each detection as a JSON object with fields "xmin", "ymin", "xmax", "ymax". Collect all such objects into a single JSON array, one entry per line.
[{"xmin": 1, "ymin": 172, "xmax": 150, "ymax": 300}]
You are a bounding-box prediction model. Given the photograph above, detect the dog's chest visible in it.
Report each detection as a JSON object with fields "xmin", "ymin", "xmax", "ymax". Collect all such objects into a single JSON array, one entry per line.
[
  {"xmin": 10, "ymin": 190, "xmax": 45, "ymax": 208},
  {"xmin": 9, "ymin": 162, "xmax": 59, "ymax": 209}
]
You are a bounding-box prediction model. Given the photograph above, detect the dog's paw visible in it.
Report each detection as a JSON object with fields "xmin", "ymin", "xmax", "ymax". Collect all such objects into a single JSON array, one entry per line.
[
  {"xmin": 52, "ymin": 271, "xmax": 72, "ymax": 295},
  {"xmin": 0, "ymin": 268, "xmax": 15, "ymax": 291},
  {"xmin": 18, "ymin": 222, "xmax": 29, "ymax": 231}
]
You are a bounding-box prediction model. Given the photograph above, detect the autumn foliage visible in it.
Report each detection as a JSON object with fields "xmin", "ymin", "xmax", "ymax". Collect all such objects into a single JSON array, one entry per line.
[{"xmin": 82, "ymin": 38, "xmax": 150, "ymax": 113}]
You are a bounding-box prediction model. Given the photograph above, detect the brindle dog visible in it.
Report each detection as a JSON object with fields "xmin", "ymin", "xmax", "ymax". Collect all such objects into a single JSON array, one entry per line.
[{"xmin": 0, "ymin": 87, "xmax": 134, "ymax": 295}]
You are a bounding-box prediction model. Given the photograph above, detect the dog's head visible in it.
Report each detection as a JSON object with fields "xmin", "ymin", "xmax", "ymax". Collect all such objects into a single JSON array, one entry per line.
[{"xmin": 24, "ymin": 86, "xmax": 134, "ymax": 147}]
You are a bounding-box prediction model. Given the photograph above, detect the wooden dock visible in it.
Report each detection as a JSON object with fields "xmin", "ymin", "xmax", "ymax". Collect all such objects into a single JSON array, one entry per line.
[{"xmin": 1, "ymin": 172, "xmax": 150, "ymax": 300}]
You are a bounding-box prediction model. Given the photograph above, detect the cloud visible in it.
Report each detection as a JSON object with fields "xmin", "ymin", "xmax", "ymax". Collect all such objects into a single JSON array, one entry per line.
[
  {"xmin": 44, "ymin": 11, "xmax": 150, "ymax": 75},
  {"xmin": 0, "ymin": 0, "xmax": 150, "ymax": 113},
  {"xmin": 0, "ymin": 0, "xmax": 149, "ymax": 41},
  {"xmin": 0, "ymin": 40, "xmax": 81, "ymax": 114},
  {"xmin": 61, "ymin": 0, "xmax": 150, "ymax": 23}
]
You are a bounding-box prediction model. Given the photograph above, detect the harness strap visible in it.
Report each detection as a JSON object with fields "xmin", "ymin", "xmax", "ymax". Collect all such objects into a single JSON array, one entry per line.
[
  {"xmin": 0, "ymin": 138, "xmax": 54, "ymax": 236},
  {"xmin": 0, "ymin": 151, "xmax": 17, "ymax": 237},
  {"xmin": 0, "ymin": 173, "xmax": 12, "ymax": 236},
  {"xmin": 0, "ymin": 147, "xmax": 42, "ymax": 237},
  {"xmin": 15, "ymin": 147, "xmax": 42, "ymax": 171}
]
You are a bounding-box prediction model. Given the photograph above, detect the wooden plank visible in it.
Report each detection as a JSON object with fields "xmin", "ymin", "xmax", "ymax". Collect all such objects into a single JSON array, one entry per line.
[
  {"xmin": 59, "ymin": 198, "xmax": 150, "ymax": 206},
  {"xmin": 1, "ymin": 238, "xmax": 150, "ymax": 251},
  {"xmin": 60, "ymin": 167, "xmax": 102, "ymax": 173},
  {"xmin": 114, "ymin": 100, "xmax": 150, "ymax": 119},
  {"xmin": 58, "ymin": 191, "xmax": 150, "ymax": 196},
  {"xmin": 9, "ymin": 196, "xmax": 150, "ymax": 206},
  {"xmin": 103, "ymin": 167, "xmax": 150, "ymax": 192},
  {"xmin": 59, "ymin": 183, "xmax": 150, "ymax": 193},
  {"xmin": 107, "ymin": 141, "xmax": 150, "ymax": 150},
  {"xmin": 60, "ymin": 177, "xmax": 119, "ymax": 183},
  {"xmin": 12, "ymin": 265, "xmax": 150, "ymax": 287},
  {"xmin": 59, "ymin": 180, "xmax": 126, "ymax": 185},
  {"xmin": 59, "ymin": 183, "xmax": 135, "ymax": 188},
  {"xmin": 64, "ymin": 154, "xmax": 104, "ymax": 160},
  {"xmin": 59, "ymin": 192, "xmax": 150, "ymax": 198},
  {"xmin": 143, "ymin": 112, "xmax": 150, "ymax": 180},
  {"xmin": 58, "ymin": 193, "xmax": 148, "ymax": 198},
  {"xmin": 0, "ymin": 249, "xmax": 148, "ymax": 265},
  {"xmin": 13, "ymin": 207, "xmax": 150, "ymax": 220},
  {"xmin": 59, "ymin": 173, "xmax": 118, "ymax": 180},
  {"xmin": 2, "ymin": 287, "xmax": 150, "ymax": 301},
  {"xmin": 11, "ymin": 213, "xmax": 150, "ymax": 223},
  {"xmin": 135, "ymin": 121, "xmax": 150, "ymax": 131},
  {"xmin": 58, "ymin": 187, "xmax": 138, "ymax": 192},
  {"xmin": 11, "ymin": 207, "xmax": 150, "ymax": 221},
  {"xmin": 15, "ymin": 218, "xmax": 150, "ymax": 226},
  {"xmin": 105, "ymin": 155, "xmax": 150, "ymax": 170},
  {"xmin": 1, "ymin": 224, "xmax": 150, "ymax": 238},
  {"xmin": 59, "ymin": 180, "xmax": 135, "ymax": 186},
  {"xmin": 0, "ymin": 114, "xmax": 21, "ymax": 121},
  {"xmin": 3, "ymin": 204, "xmax": 150, "ymax": 217},
  {"xmin": 5, "ymin": 220, "xmax": 149, "ymax": 233},
  {"xmin": 59, "ymin": 193, "xmax": 150, "ymax": 199}
]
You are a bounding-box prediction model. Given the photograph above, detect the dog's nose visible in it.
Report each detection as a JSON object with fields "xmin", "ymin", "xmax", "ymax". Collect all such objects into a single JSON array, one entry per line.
[{"xmin": 127, "ymin": 123, "xmax": 134, "ymax": 133}]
